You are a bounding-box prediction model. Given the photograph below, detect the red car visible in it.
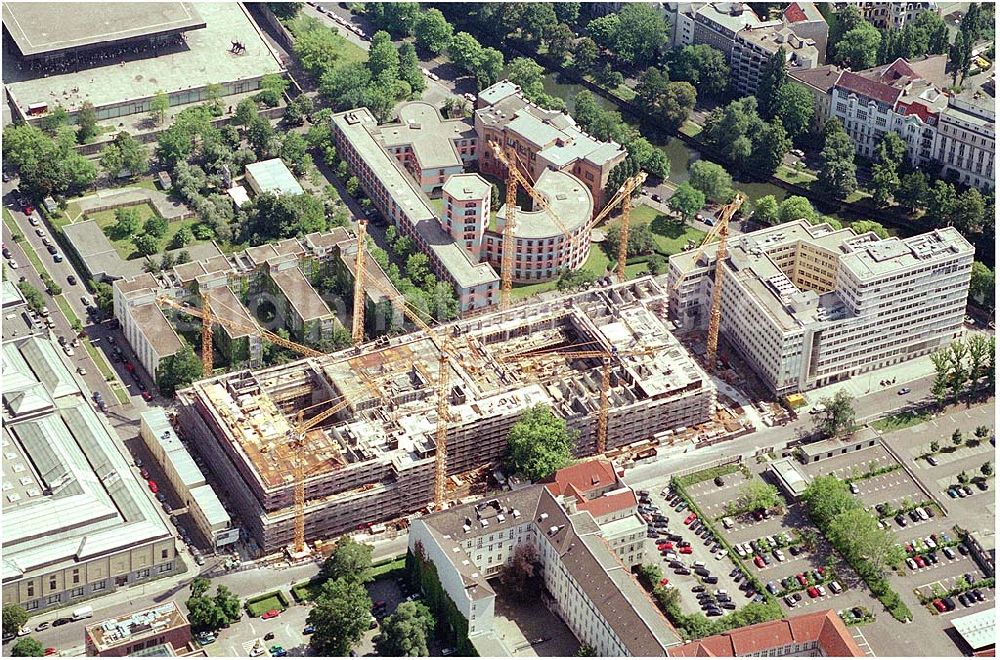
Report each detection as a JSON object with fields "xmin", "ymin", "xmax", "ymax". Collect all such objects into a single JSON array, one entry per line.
[
  {"xmin": 914, "ymin": 556, "xmax": 926, "ymax": 568},
  {"xmin": 44, "ymin": 649, "xmax": 57, "ymax": 657},
  {"xmin": 148, "ymin": 480, "xmax": 158, "ymax": 494},
  {"xmin": 141, "ymin": 390, "xmax": 153, "ymax": 402},
  {"xmin": 140, "ymin": 468, "xmax": 150, "ymax": 480},
  {"xmin": 683, "ymin": 513, "xmax": 697, "ymax": 525},
  {"xmin": 261, "ymin": 609, "xmax": 280, "ymax": 619},
  {"xmin": 796, "ymin": 573, "xmax": 808, "ymax": 585},
  {"xmin": 754, "ymin": 556, "xmax": 765, "ymax": 568},
  {"xmin": 679, "ymin": 546, "xmax": 693, "ymax": 554},
  {"xmin": 659, "ymin": 577, "xmax": 670, "ymax": 587},
  {"xmin": 807, "ymin": 586, "xmax": 819, "ymax": 598},
  {"xmin": 932, "ymin": 599, "xmax": 947, "ymax": 613},
  {"xmin": 24, "ymin": 205, "xmax": 35, "ymax": 216}
]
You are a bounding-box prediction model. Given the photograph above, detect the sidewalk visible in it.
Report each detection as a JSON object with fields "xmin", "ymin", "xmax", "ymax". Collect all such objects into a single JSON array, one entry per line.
[{"xmin": 804, "ymin": 352, "xmax": 939, "ymax": 404}]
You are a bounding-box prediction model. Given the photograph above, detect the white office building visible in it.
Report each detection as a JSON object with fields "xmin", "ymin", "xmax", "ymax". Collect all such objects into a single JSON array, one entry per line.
[{"xmin": 667, "ymin": 220, "xmax": 974, "ymax": 395}]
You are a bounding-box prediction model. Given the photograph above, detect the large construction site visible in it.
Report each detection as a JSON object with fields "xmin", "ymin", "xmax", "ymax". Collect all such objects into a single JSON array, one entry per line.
[{"xmin": 176, "ymin": 277, "xmax": 717, "ymax": 554}]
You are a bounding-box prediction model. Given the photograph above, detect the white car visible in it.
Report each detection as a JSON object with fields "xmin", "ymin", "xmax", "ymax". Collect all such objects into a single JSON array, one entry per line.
[
  {"xmin": 77, "ymin": 366, "xmax": 87, "ymax": 376},
  {"xmin": 28, "ymin": 216, "xmax": 39, "ymax": 226},
  {"xmin": 735, "ymin": 545, "xmax": 747, "ymax": 558},
  {"xmin": 664, "ymin": 551, "xmax": 678, "ymax": 561},
  {"xmin": 829, "ymin": 581, "xmax": 843, "ymax": 594},
  {"xmin": 63, "ymin": 345, "xmax": 75, "ymax": 356},
  {"xmin": 816, "ymin": 585, "xmax": 827, "ymax": 597},
  {"xmin": 925, "ymin": 536, "xmax": 937, "ymax": 549},
  {"xmin": 714, "ymin": 550, "xmax": 727, "ymax": 560},
  {"xmin": 850, "ymin": 483, "xmax": 860, "ymax": 494},
  {"xmin": 906, "ymin": 557, "xmax": 918, "ymax": 570},
  {"xmin": 773, "ymin": 549, "xmax": 785, "ymax": 562},
  {"xmin": 916, "ymin": 507, "xmax": 929, "ymax": 521},
  {"xmin": 7, "ymin": 259, "xmax": 17, "ymax": 269}
]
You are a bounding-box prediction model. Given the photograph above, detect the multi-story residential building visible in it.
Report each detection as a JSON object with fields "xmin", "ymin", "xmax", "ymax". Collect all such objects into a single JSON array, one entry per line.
[
  {"xmin": 691, "ymin": 3, "xmax": 777, "ymax": 60},
  {"xmin": 788, "ymin": 64, "xmax": 843, "ymax": 132},
  {"xmin": 474, "ymin": 81, "xmax": 627, "ymax": 212},
  {"xmin": 668, "ymin": 610, "xmax": 864, "ymax": 656},
  {"xmin": 662, "ymin": 2, "xmax": 702, "ymax": 48},
  {"xmin": 408, "ymin": 480, "xmax": 682, "ymax": 656},
  {"xmin": 833, "ymin": 1, "xmax": 937, "ymax": 29},
  {"xmin": 332, "ymin": 107, "xmax": 500, "ymax": 313},
  {"xmin": 544, "ymin": 460, "xmax": 646, "ymax": 567},
  {"xmin": 2, "ymin": 336, "xmax": 177, "ymax": 613},
  {"xmin": 668, "ymin": 220, "xmax": 973, "ymax": 395},
  {"xmin": 831, "ymin": 57, "xmax": 948, "ymax": 167},
  {"xmin": 376, "ymin": 101, "xmax": 478, "ymax": 195},
  {"xmin": 730, "ymin": 25, "xmax": 819, "ymax": 98},
  {"xmin": 442, "ymin": 174, "xmax": 491, "ymax": 259},
  {"xmin": 113, "ymin": 272, "xmax": 184, "ymax": 377},
  {"xmin": 84, "ymin": 602, "xmax": 192, "ymax": 657},
  {"xmin": 781, "ymin": 2, "xmax": 828, "ymax": 63},
  {"xmin": 934, "ymin": 91, "xmax": 996, "ymax": 190}
]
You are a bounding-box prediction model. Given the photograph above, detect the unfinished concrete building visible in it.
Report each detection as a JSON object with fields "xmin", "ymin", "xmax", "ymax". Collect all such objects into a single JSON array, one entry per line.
[{"xmin": 175, "ymin": 277, "xmax": 715, "ymax": 553}]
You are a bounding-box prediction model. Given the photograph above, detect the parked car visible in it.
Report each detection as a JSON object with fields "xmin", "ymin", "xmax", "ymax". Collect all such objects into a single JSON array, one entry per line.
[
  {"xmin": 927, "ymin": 455, "xmax": 939, "ymax": 466},
  {"xmin": 261, "ymin": 609, "xmax": 281, "ymax": 620},
  {"xmin": 754, "ymin": 555, "xmax": 765, "ymax": 568},
  {"xmin": 898, "ymin": 387, "xmax": 911, "ymax": 395},
  {"xmin": 147, "ymin": 480, "xmax": 158, "ymax": 494},
  {"xmin": 943, "ymin": 547, "xmax": 957, "ymax": 560},
  {"xmin": 807, "ymin": 586, "xmax": 819, "ymax": 598},
  {"xmin": 932, "ymin": 599, "xmax": 947, "ymax": 613}
]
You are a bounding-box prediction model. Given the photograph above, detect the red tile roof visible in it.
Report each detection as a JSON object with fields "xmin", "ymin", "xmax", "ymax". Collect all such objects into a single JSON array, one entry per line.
[
  {"xmin": 898, "ymin": 101, "xmax": 937, "ymax": 123},
  {"xmin": 578, "ymin": 490, "xmax": 637, "ymax": 518},
  {"xmin": 835, "ymin": 70, "xmax": 903, "ymax": 106},
  {"xmin": 783, "ymin": 2, "xmax": 808, "ymax": 23},
  {"xmin": 668, "ymin": 610, "xmax": 865, "ymax": 657},
  {"xmin": 545, "ymin": 459, "xmax": 617, "ymax": 498}
]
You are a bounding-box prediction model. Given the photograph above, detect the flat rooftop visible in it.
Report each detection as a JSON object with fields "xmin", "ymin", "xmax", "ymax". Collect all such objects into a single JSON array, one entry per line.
[
  {"xmin": 246, "ymin": 158, "xmax": 304, "ymax": 196},
  {"xmin": 2, "ymin": 3, "xmax": 205, "ymax": 58},
  {"xmin": 130, "ymin": 303, "xmax": 184, "ymax": 359},
  {"xmin": 3, "ymin": 3, "xmax": 282, "ymax": 114},
  {"xmin": 377, "ymin": 102, "xmax": 476, "ymax": 170},
  {"xmin": 87, "ymin": 601, "xmax": 187, "ymax": 652},
  {"xmin": 269, "ymin": 266, "xmax": 332, "ymax": 323},
  {"xmin": 498, "ymin": 169, "xmax": 592, "ymax": 239},
  {"xmin": 206, "ymin": 285, "xmax": 256, "ymax": 339}
]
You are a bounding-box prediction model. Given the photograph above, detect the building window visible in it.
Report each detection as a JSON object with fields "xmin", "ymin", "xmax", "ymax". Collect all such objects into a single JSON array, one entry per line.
[
  {"xmin": 47, "ymin": 595, "xmax": 61, "ymax": 605},
  {"xmin": 137, "ymin": 569, "xmax": 150, "ymax": 579},
  {"xmin": 49, "ymin": 578, "xmax": 57, "ymax": 590},
  {"xmin": 71, "ymin": 587, "xmax": 84, "ymax": 598},
  {"xmin": 93, "ymin": 580, "xmax": 106, "ymax": 592},
  {"xmin": 161, "ymin": 549, "xmax": 169, "ymax": 560}
]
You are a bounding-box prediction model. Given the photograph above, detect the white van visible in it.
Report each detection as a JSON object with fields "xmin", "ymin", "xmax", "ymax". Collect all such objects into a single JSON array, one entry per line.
[
  {"xmin": 722, "ymin": 516, "xmax": 735, "ymax": 529},
  {"xmin": 72, "ymin": 606, "xmax": 94, "ymax": 620}
]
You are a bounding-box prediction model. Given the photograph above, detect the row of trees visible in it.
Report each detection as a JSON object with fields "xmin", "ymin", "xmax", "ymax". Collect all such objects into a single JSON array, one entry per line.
[
  {"xmin": 828, "ymin": 5, "xmax": 951, "ymax": 71},
  {"xmin": 185, "ymin": 577, "xmax": 242, "ymax": 631},
  {"xmin": 930, "ymin": 334, "xmax": 996, "ymax": 405},
  {"xmin": 379, "ymin": 225, "xmax": 459, "ymax": 322},
  {"xmin": 2, "ymin": 123, "xmax": 97, "ymax": 198},
  {"xmin": 802, "ymin": 476, "xmax": 911, "ymax": 621}
]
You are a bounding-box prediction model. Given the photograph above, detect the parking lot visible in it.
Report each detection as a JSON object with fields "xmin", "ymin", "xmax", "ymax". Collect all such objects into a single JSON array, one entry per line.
[{"xmin": 639, "ymin": 480, "xmax": 754, "ymax": 616}]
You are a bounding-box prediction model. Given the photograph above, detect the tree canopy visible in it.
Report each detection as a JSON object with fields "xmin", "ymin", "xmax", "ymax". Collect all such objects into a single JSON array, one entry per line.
[
  {"xmin": 307, "ymin": 577, "xmax": 372, "ymax": 657},
  {"xmin": 185, "ymin": 577, "xmax": 241, "ymax": 631},
  {"xmin": 156, "ymin": 341, "xmax": 203, "ymax": 395},
  {"xmin": 414, "ymin": 9, "xmax": 453, "ymax": 54},
  {"xmin": 688, "ymin": 161, "xmax": 733, "ymax": 203},
  {"xmin": 669, "ymin": 183, "xmax": 706, "ymax": 220},
  {"xmin": 11, "ymin": 638, "xmax": 44, "ymax": 657},
  {"xmin": 2, "ymin": 604, "xmax": 28, "ymax": 636},
  {"xmin": 375, "ymin": 601, "xmax": 435, "ymax": 656},
  {"xmin": 320, "ymin": 536, "xmax": 374, "ymax": 584},
  {"xmin": 817, "ymin": 119, "xmax": 857, "ymax": 199},
  {"xmin": 671, "ymin": 45, "xmax": 730, "ymax": 99},
  {"xmin": 505, "ymin": 404, "xmax": 575, "ymax": 481},
  {"xmin": 816, "ymin": 389, "xmax": 856, "ymax": 438},
  {"xmin": 2, "ymin": 123, "xmax": 97, "ymax": 197}
]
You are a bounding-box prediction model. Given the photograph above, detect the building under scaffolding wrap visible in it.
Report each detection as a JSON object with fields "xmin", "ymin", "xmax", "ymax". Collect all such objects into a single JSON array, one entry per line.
[{"xmin": 175, "ymin": 277, "xmax": 716, "ymax": 553}]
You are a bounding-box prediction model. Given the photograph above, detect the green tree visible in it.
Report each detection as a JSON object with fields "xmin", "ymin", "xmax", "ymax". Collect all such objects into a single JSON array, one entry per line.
[
  {"xmin": 506, "ymin": 404, "xmax": 576, "ymax": 481},
  {"xmin": 897, "ymin": 171, "xmax": 929, "ymax": 212},
  {"xmin": 77, "ymin": 100, "xmax": 99, "ymax": 143},
  {"xmin": 752, "ymin": 195, "xmax": 779, "ymax": 225},
  {"xmin": 507, "ymin": 57, "xmax": 548, "ymax": 104},
  {"xmin": 732, "ymin": 480, "xmax": 782, "ymax": 514},
  {"xmin": 827, "ymin": 507, "xmax": 903, "ymax": 572},
  {"xmin": 970, "ymin": 262, "xmax": 995, "ymax": 311},
  {"xmin": 573, "ymin": 37, "xmax": 599, "ymax": 71},
  {"xmin": 372, "ymin": 2, "xmax": 419, "ymax": 38},
  {"xmin": 375, "ymin": 601, "xmax": 435, "ymax": 656},
  {"xmin": 267, "ymin": 2, "xmax": 301, "ymax": 19},
  {"xmin": 669, "ymin": 183, "xmax": 705, "ymax": 221},
  {"xmin": 688, "ymin": 160, "xmax": 732, "ymax": 203},
  {"xmin": 143, "ymin": 215, "xmax": 169, "ymax": 239},
  {"xmin": 613, "ymin": 4, "xmax": 668, "ymax": 66},
  {"xmin": 427, "ymin": 281, "xmax": 459, "ymax": 322},
  {"xmin": 186, "ymin": 577, "xmax": 227, "ymax": 631},
  {"xmin": 293, "ymin": 21, "xmax": 346, "ymax": 78},
  {"xmin": 850, "ymin": 220, "xmax": 889, "ymax": 239},
  {"xmin": 778, "ymin": 195, "xmax": 815, "ymax": 224},
  {"xmin": 100, "ymin": 131, "xmax": 149, "ymax": 178},
  {"xmin": 756, "ymin": 47, "xmax": 787, "ymax": 119},
  {"xmin": 952, "ymin": 188, "xmax": 986, "ymax": 234},
  {"xmin": 414, "ymin": 9, "xmax": 453, "ymax": 55},
  {"xmin": 156, "ymin": 341, "xmax": 204, "ymax": 395},
  {"xmin": 134, "ymin": 233, "xmax": 160, "ymax": 257},
  {"xmin": 235, "ymin": 97, "xmax": 259, "ymax": 127},
  {"xmin": 817, "ymin": 389, "xmax": 855, "ymax": 438},
  {"xmin": 11, "ymin": 638, "xmax": 43, "ymax": 657},
  {"xmin": 835, "ymin": 22, "xmax": 882, "ymax": 69},
  {"xmin": 802, "ymin": 475, "xmax": 856, "ymax": 528},
  {"xmin": 367, "ymin": 31, "xmax": 400, "ymax": 80},
  {"xmin": 256, "ymin": 74, "xmax": 290, "ymax": 107},
  {"xmin": 926, "ymin": 180, "xmax": 957, "ymax": 228},
  {"xmin": 982, "ymin": 462, "xmax": 993, "ymax": 477},
  {"xmin": 975, "ymin": 425, "xmax": 991, "ymax": 441},
  {"xmin": 2, "ymin": 604, "xmax": 28, "ymax": 636},
  {"xmin": 40, "ymin": 106, "xmax": 68, "ymax": 135},
  {"xmin": 151, "ymin": 90, "xmax": 170, "ymax": 126},
  {"xmin": 308, "ymin": 577, "xmax": 372, "ymax": 657},
  {"xmin": 772, "ymin": 82, "xmax": 814, "ymax": 141},
  {"xmin": 930, "ymin": 440, "xmax": 940, "ymax": 453},
  {"xmin": 113, "ymin": 207, "xmax": 143, "ymax": 238},
  {"xmin": 398, "ymin": 42, "xmax": 426, "ymax": 95},
  {"xmin": 750, "ymin": 120, "xmax": 791, "ymax": 176},
  {"xmin": 817, "ymin": 119, "xmax": 857, "ymax": 198},
  {"xmin": 605, "ymin": 222, "xmax": 653, "ymax": 259},
  {"xmin": 574, "ymin": 644, "xmax": 597, "ymax": 656},
  {"xmin": 952, "ymin": 428, "xmax": 964, "ymax": 446},
  {"xmin": 320, "ymin": 536, "xmax": 374, "ymax": 584},
  {"xmin": 545, "ymin": 23, "xmax": 576, "ymax": 63},
  {"xmin": 280, "ymin": 132, "xmax": 310, "ymax": 175},
  {"xmin": 284, "ymin": 94, "xmax": 314, "ymax": 126},
  {"xmin": 672, "ymin": 44, "xmax": 730, "ymax": 99}
]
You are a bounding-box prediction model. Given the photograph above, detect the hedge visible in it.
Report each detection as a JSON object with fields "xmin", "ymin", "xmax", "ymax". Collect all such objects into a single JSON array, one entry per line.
[{"xmin": 245, "ymin": 590, "xmax": 290, "ymax": 617}]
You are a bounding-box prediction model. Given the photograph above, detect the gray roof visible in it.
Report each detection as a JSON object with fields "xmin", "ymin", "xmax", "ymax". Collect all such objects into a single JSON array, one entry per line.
[
  {"xmin": 2, "ymin": 336, "xmax": 172, "ymax": 581},
  {"xmin": 951, "ymin": 609, "xmax": 995, "ymax": 651},
  {"xmin": 419, "ymin": 485, "xmax": 681, "ymax": 655},
  {"xmin": 478, "ymin": 80, "xmax": 521, "ymax": 106},
  {"xmin": 377, "ymin": 102, "xmax": 476, "ymax": 170},
  {"xmin": 332, "ymin": 109, "xmax": 499, "ymax": 290},
  {"xmin": 269, "ymin": 265, "xmax": 333, "ymax": 323},
  {"xmin": 246, "ymin": 159, "xmax": 304, "ymax": 196},
  {"xmin": 129, "ymin": 303, "xmax": 183, "ymax": 359},
  {"xmin": 497, "ymin": 169, "xmax": 593, "ymax": 239}
]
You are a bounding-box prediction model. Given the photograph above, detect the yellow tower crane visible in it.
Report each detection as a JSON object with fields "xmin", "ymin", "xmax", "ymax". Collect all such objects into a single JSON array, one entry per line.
[
  {"xmin": 585, "ymin": 172, "xmax": 648, "ymax": 282},
  {"xmin": 489, "ymin": 142, "xmax": 575, "ymax": 310},
  {"xmin": 671, "ymin": 193, "xmax": 745, "ymax": 372},
  {"xmin": 351, "ymin": 220, "xmax": 368, "ymax": 345}
]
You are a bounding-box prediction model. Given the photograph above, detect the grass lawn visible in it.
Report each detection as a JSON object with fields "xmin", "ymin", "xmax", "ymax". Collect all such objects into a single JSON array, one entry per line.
[
  {"xmin": 245, "ymin": 592, "xmax": 289, "ymax": 618},
  {"xmin": 845, "ymin": 190, "xmax": 871, "ymax": 204},
  {"xmin": 621, "ymin": 205, "xmax": 707, "ymax": 256},
  {"xmin": 776, "ymin": 164, "xmax": 817, "ymax": 187},
  {"xmin": 53, "ymin": 294, "xmax": 79, "ymax": 325},
  {"xmin": 428, "ymin": 197, "xmax": 445, "ymax": 217},
  {"xmin": 88, "ymin": 204, "xmax": 206, "ymax": 260},
  {"xmin": 680, "ymin": 121, "xmax": 703, "ymax": 138},
  {"xmin": 510, "ymin": 248, "xmax": 614, "ymax": 300},
  {"xmin": 872, "ymin": 409, "xmax": 932, "ymax": 432},
  {"xmin": 4, "ymin": 210, "xmax": 50, "ymax": 274},
  {"xmin": 3, "ymin": 207, "xmax": 20, "ymax": 236}
]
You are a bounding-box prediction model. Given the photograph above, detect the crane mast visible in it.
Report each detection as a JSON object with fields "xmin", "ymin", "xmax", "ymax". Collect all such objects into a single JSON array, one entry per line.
[{"xmin": 352, "ymin": 220, "xmax": 368, "ymax": 345}]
